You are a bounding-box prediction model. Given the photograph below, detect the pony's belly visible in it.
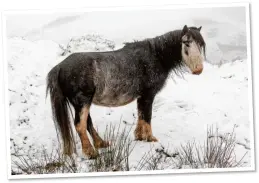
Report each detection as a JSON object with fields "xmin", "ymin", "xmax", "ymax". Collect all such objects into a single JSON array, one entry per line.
[{"xmin": 92, "ymin": 95, "xmax": 137, "ymax": 107}]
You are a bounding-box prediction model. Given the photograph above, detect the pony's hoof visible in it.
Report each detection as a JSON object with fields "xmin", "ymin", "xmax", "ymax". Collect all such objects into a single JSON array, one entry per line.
[
  {"xmin": 147, "ymin": 136, "xmax": 158, "ymax": 142},
  {"xmin": 135, "ymin": 135, "xmax": 158, "ymax": 142},
  {"xmin": 135, "ymin": 137, "xmax": 143, "ymax": 141},
  {"xmin": 134, "ymin": 133, "xmax": 144, "ymax": 141},
  {"xmin": 83, "ymin": 148, "xmax": 98, "ymax": 159},
  {"xmin": 94, "ymin": 141, "xmax": 110, "ymax": 149}
]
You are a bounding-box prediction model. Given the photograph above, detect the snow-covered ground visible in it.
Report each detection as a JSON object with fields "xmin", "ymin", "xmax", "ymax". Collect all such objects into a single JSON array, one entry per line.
[{"xmin": 6, "ymin": 6, "xmax": 253, "ymax": 173}]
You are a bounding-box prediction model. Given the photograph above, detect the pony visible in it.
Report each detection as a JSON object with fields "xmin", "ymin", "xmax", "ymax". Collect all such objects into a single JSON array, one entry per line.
[{"xmin": 46, "ymin": 25, "xmax": 206, "ymax": 159}]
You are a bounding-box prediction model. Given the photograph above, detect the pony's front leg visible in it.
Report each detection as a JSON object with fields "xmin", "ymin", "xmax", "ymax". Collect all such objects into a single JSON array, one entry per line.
[{"xmin": 134, "ymin": 95, "xmax": 158, "ymax": 142}]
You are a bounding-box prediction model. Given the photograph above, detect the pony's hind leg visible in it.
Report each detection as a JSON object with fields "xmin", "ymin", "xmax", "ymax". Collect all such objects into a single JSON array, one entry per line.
[
  {"xmin": 87, "ymin": 115, "xmax": 109, "ymax": 149},
  {"xmin": 134, "ymin": 95, "xmax": 158, "ymax": 142},
  {"xmin": 74, "ymin": 105, "xmax": 98, "ymax": 159},
  {"xmin": 73, "ymin": 92, "xmax": 98, "ymax": 159}
]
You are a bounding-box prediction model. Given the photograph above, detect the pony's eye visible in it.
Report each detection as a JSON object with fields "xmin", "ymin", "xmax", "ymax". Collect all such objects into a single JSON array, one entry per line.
[{"xmin": 182, "ymin": 40, "xmax": 192, "ymax": 46}]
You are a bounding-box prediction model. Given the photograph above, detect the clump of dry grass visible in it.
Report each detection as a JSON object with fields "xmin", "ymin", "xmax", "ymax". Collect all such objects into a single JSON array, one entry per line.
[
  {"xmin": 174, "ymin": 126, "xmax": 248, "ymax": 169},
  {"xmin": 11, "ymin": 145, "xmax": 77, "ymax": 174},
  {"xmin": 89, "ymin": 122, "xmax": 136, "ymax": 172},
  {"xmin": 134, "ymin": 145, "xmax": 164, "ymax": 171},
  {"xmin": 134, "ymin": 144, "xmax": 179, "ymax": 171}
]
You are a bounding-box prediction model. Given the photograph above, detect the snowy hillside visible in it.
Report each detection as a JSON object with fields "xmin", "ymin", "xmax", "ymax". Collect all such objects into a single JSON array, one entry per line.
[
  {"xmin": 6, "ymin": 6, "xmax": 253, "ymax": 175},
  {"xmin": 6, "ymin": 7, "xmax": 247, "ymax": 65}
]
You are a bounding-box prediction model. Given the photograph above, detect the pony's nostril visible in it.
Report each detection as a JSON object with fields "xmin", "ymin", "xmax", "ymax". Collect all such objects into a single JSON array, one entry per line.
[
  {"xmin": 192, "ymin": 65, "xmax": 203, "ymax": 75},
  {"xmin": 193, "ymin": 69, "xmax": 202, "ymax": 75}
]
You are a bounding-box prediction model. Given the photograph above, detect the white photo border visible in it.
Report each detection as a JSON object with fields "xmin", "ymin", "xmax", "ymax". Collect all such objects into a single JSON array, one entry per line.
[{"xmin": 1, "ymin": 2, "xmax": 255, "ymax": 180}]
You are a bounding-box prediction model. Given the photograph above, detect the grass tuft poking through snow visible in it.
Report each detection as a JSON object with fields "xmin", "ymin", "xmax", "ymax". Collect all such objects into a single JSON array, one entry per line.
[
  {"xmin": 174, "ymin": 125, "xmax": 248, "ymax": 169},
  {"xmin": 11, "ymin": 145, "xmax": 77, "ymax": 175},
  {"xmin": 89, "ymin": 122, "xmax": 136, "ymax": 172}
]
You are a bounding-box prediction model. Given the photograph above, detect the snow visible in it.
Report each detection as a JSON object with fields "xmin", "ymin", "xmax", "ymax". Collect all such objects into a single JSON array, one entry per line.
[{"xmin": 6, "ymin": 6, "xmax": 253, "ymax": 174}]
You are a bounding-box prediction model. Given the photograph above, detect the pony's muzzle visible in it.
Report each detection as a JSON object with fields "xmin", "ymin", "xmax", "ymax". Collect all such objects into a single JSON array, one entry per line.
[{"xmin": 192, "ymin": 64, "xmax": 203, "ymax": 75}]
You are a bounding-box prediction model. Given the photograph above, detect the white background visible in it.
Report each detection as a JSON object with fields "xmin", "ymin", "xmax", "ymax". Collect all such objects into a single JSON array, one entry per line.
[{"xmin": 0, "ymin": 0, "xmax": 258, "ymax": 182}]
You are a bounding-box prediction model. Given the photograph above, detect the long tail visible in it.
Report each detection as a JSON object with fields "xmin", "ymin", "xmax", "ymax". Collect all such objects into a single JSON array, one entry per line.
[{"xmin": 46, "ymin": 66, "xmax": 75, "ymax": 156}]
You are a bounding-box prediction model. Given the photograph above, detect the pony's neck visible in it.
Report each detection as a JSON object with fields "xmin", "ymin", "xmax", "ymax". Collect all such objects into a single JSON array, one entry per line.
[{"xmin": 150, "ymin": 31, "xmax": 183, "ymax": 72}]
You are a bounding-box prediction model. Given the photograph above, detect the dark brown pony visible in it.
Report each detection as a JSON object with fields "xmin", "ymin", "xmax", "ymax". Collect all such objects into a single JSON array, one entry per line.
[{"xmin": 46, "ymin": 25, "xmax": 206, "ymax": 158}]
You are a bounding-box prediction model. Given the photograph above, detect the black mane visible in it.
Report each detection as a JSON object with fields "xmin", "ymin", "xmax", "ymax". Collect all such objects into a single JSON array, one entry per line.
[
  {"xmin": 123, "ymin": 27, "xmax": 206, "ymax": 73},
  {"xmin": 122, "ymin": 30, "xmax": 183, "ymax": 73},
  {"xmin": 124, "ymin": 27, "xmax": 206, "ymax": 57}
]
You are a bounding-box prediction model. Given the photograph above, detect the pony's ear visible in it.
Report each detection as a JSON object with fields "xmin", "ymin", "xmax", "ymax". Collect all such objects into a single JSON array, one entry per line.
[
  {"xmin": 198, "ymin": 26, "xmax": 202, "ymax": 31},
  {"xmin": 182, "ymin": 25, "xmax": 188, "ymax": 35}
]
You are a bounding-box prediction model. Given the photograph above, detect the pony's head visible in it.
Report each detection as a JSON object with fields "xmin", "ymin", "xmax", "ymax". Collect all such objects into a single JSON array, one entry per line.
[{"xmin": 181, "ymin": 25, "xmax": 206, "ymax": 75}]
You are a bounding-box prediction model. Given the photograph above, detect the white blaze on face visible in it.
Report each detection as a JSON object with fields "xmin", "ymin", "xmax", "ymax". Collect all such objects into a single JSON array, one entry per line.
[{"xmin": 181, "ymin": 35, "xmax": 204, "ymax": 75}]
